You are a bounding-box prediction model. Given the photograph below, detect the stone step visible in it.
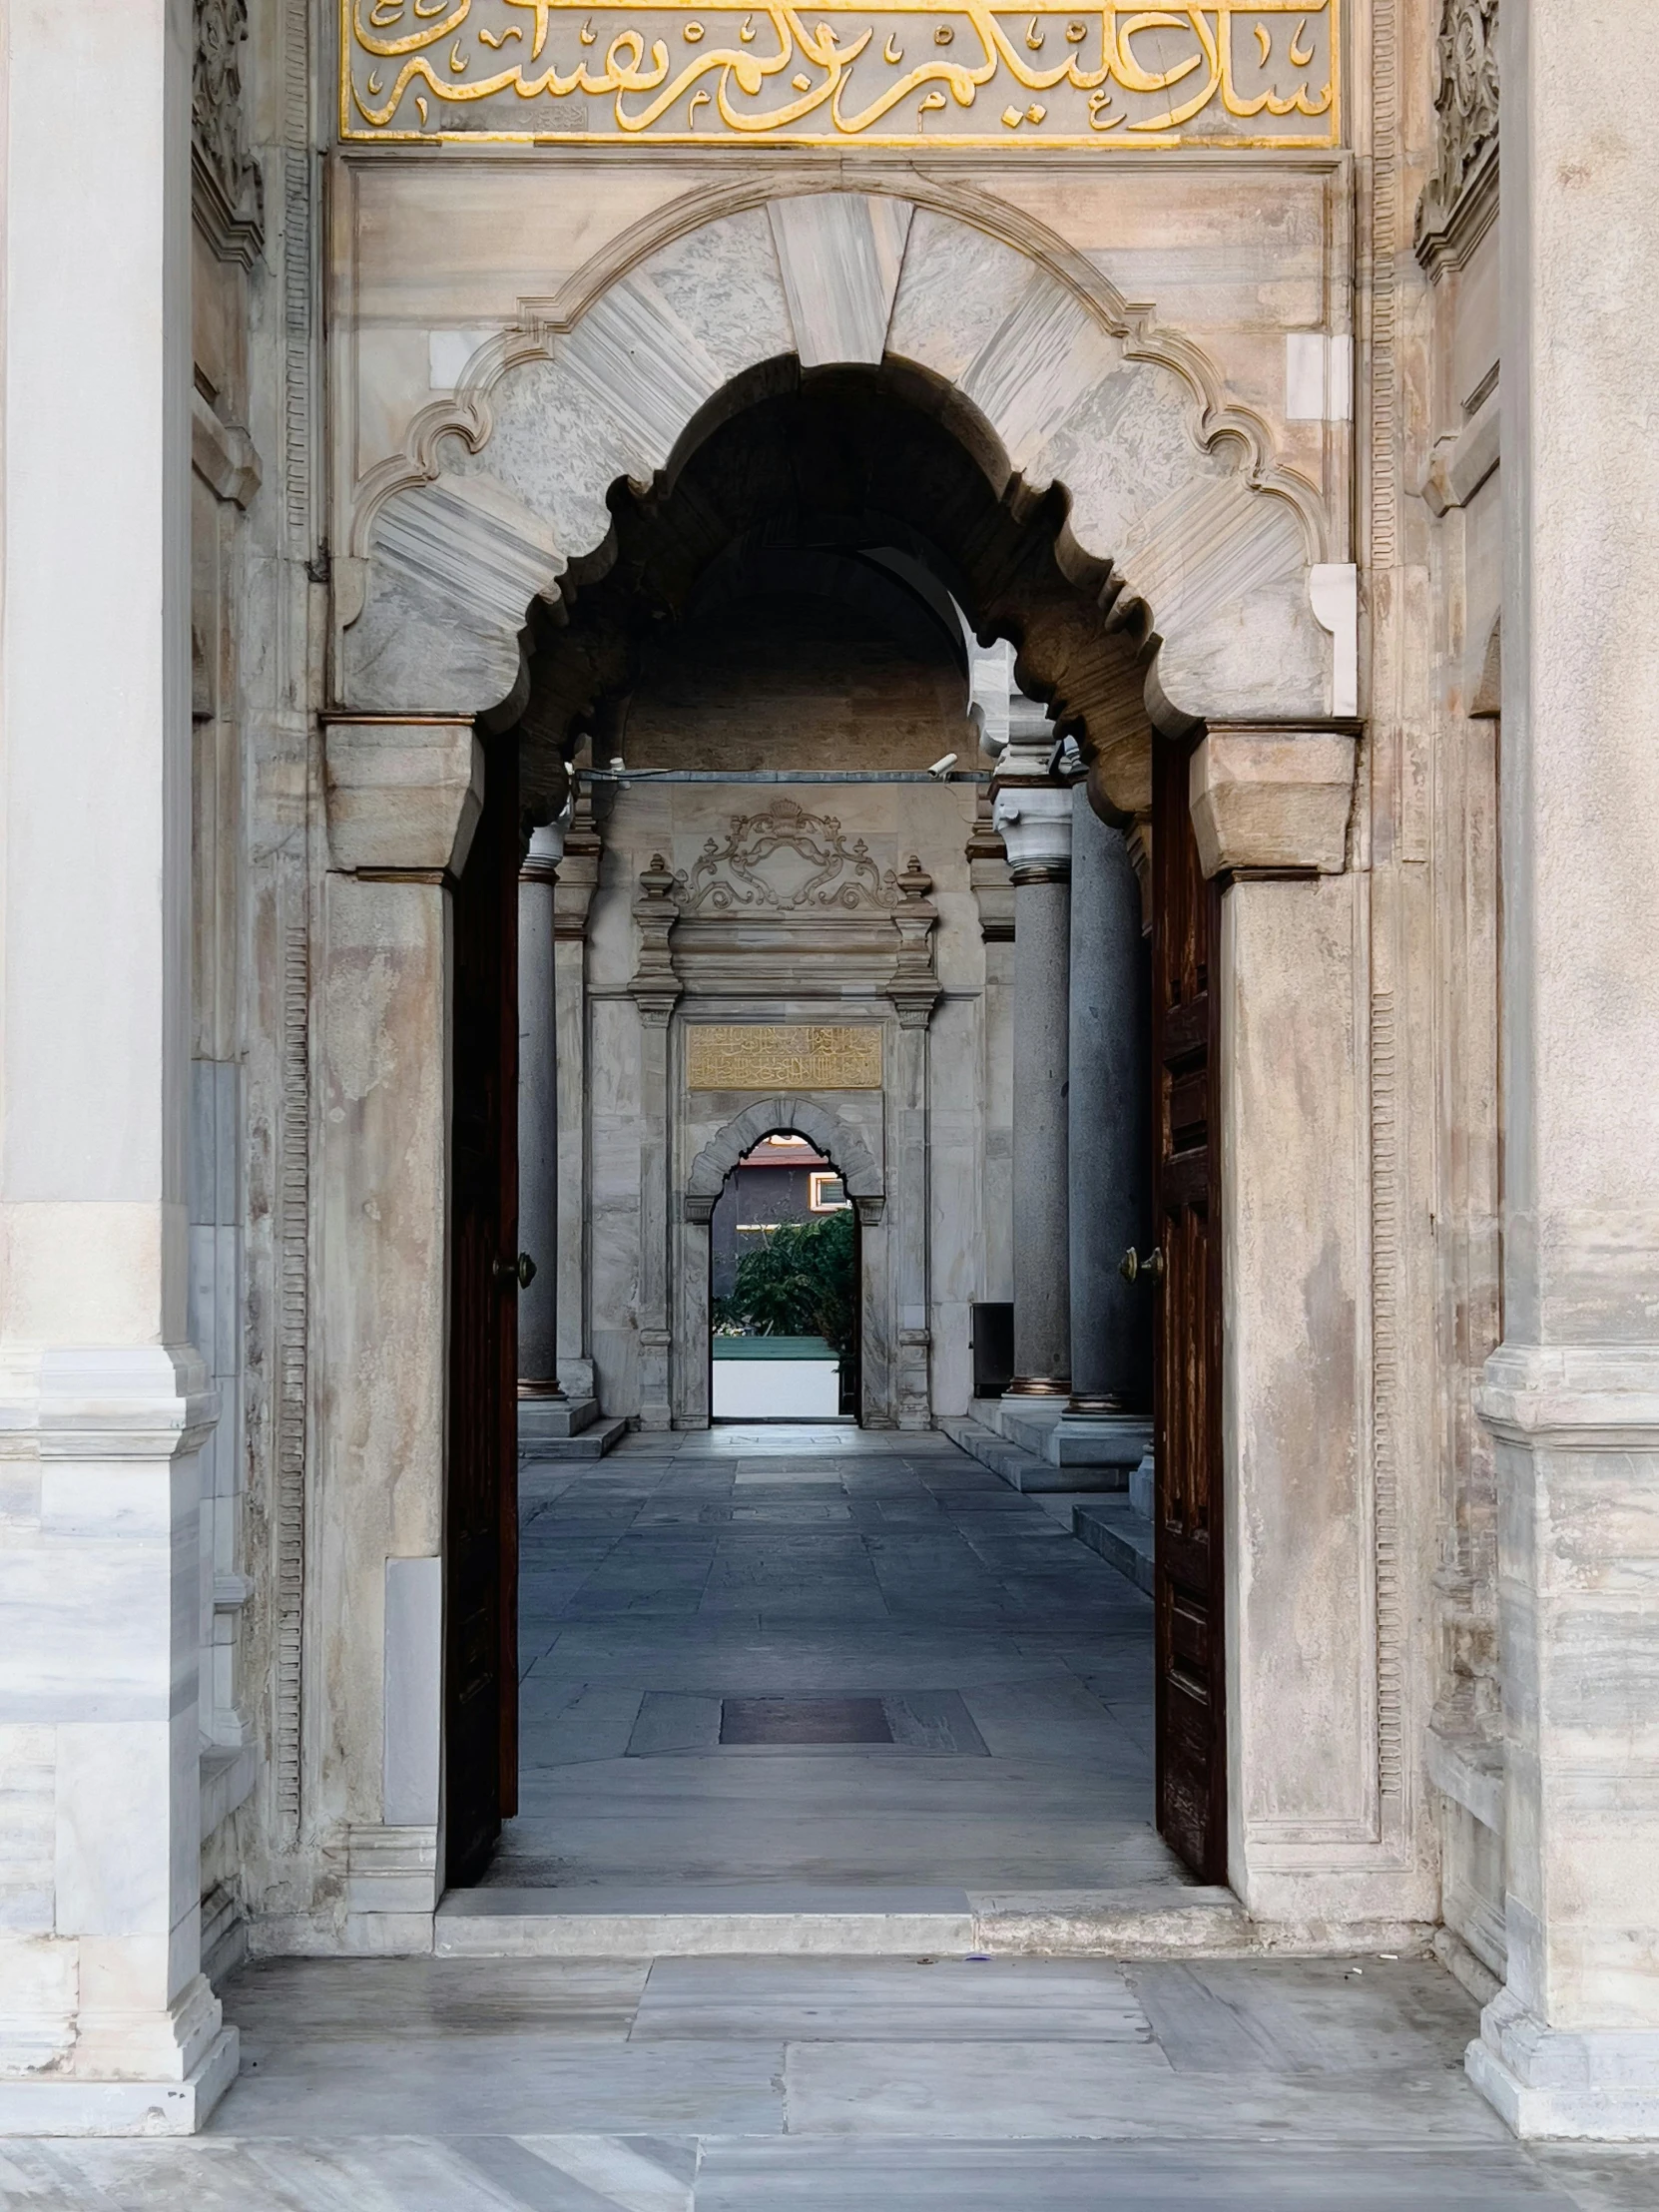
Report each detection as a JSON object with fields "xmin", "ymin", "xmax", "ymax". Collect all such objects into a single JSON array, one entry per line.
[
  {"xmin": 433, "ymin": 1883, "xmax": 1298, "ymax": 1960},
  {"xmin": 518, "ymin": 1414, "xmax": 628, "ymax": 1463},
  {"xmin": 942, "ymin": 1411, "xmax": 1140, "ymax": 1492},
  {"xmin": 936, "ymin": 1413, "xmax": 1072, "ymax": 1492},
  {"xmin": 434, "ymin": 1886, "xmax": 976, "ymax": 1958},
  {"xmin": 1071, "ymin": 1498, "xmax": 1156, "ymax": 1595}
]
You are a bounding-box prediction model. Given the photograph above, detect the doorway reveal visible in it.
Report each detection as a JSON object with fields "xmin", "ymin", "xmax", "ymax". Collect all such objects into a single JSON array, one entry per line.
[{"xmin": 710, "ymin": 1130, "xmax": 859, "ymax": 1421}]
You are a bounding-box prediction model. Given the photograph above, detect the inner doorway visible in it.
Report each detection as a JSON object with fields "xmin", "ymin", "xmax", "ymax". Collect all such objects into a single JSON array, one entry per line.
[
  {"xmin": 444, "ymin": 365, "xmax": 1196, "ymax": 1908},
  {"xmin": 710, "ymin": 1130, "xmax": 860, "ymax": 1423}
]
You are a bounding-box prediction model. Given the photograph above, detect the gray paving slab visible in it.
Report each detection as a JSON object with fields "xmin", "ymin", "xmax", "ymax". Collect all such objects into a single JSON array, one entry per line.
[
  {"xmin": 4, "ymin": 1948, "xmax": 1655, "ymax": 2203},
  {"xmin": 631, "ymin": 1958, "xmax": 1153, "ymax": 2042},
  {"xmin": 486, "ymin": 1419, "xmax": 1179, "ymax": 1895}
]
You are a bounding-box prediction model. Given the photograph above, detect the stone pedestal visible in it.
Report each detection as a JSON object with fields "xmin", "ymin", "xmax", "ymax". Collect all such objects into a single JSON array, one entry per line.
[
  {"xmin": 993, "ymin": 744, "xmax": 1073, "ymax": 1397},
  {"xmin": 0, "ymin": 0, "xmax": 236, "ymax": 2133},
  {"xmin": 1059, "ymin": 787, "xmax": 1147, "ymax": 1458},
  {"xmin": 1463, "ymin": 0, "xmax": 1659, "ymax": 2137}
]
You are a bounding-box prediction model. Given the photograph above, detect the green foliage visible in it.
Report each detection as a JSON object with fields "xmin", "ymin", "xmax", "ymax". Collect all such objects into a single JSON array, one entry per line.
[{"xmin": 713, "ymin": 1209, "xmax": 856, "ymax": 1354}]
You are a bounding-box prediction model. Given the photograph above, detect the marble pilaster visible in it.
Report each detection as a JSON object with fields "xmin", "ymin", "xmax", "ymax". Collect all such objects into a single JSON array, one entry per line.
[
  {"xmin": 627, "ymin": 856, "xmax": 682, "ymax": 1431},
  {"xmin": 518, "ymin": 823, "xmax": 601, "ymax": 1447},
  {"xmin": 314, "ymin": 717, "xmax": 482, "ymax": 1948},
  {"xmin": 1464, "ymin": 0, "xmax": 1659, "ymax": 2137},
  {"xmin": 888, "ymin": 857, "xmax": 941, "ymax": 1428},
  {"xmin": 0, "ymin": 0, "xmax": 237, "ymax": 2132}
]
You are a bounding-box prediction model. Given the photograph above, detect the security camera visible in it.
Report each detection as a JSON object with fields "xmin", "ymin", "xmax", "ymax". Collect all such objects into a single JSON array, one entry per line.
[{"xmin": 926, "ymin": 753, "xmax": 958, "ymax": 780}]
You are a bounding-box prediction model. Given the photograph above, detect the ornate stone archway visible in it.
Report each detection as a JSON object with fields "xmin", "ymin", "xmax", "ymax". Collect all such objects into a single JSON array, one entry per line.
[
  {"xmin": 313, "ymin": 177, "xmax": 1405, "ymax": 1951},
  {"xmin": 332, "ymin": 183, "xmax": 1355, "ymax": 813},
  {"xmin": 685, "ymin": 1096, "xmax": 884, "ymax": 1226}
]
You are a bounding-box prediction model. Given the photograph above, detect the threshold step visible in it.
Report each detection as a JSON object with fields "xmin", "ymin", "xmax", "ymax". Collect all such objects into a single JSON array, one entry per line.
[
  {"xmin": 1072, "ymin": 1498, "xmax": 1156, "ymax": 1595},
  {"xmin": 436, "ymin": 1886, "xmax": 975, "ymax": 1958}
]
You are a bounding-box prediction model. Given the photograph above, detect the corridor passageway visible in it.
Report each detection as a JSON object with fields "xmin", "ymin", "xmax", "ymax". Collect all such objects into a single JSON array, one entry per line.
[{"xmin": 481, "ymin": 1423, "xmax": 1182, "ymax": 1904}]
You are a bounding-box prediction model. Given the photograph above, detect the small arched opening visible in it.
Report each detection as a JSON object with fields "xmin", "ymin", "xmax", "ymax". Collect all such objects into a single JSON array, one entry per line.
[{"xmin": 709, "ymin": 1128, "xmax": 861, "ymax": 1424}]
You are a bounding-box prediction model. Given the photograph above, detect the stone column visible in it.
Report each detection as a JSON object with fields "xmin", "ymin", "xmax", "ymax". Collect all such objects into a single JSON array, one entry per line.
[
  {"xmin": 314, "ymin": 718, "xmax": 482, "ymax": 1951},
  {"xmin": 1464, "ymin": 0, "xmax": 1659, "ymax": 2138},
  {"xmin": 518, "ymin": 825, "xmax": 562, "ymax": 1400},
  {"xmin": 627, "ymin": 856, "xmax": 681, "ymax": 1430},
  {"xmin": 1054, "ymin": 786, "xmax": 1152, "ymax": 1473},
  {"xmin": 0, "ymin": 0, "xmax": 237, "ymax": 2133},
  {"xmin": 993, "ymin": 736, "xmax": 1073, "ymax": 1396},
  {"xmin": 554, "ymin": 791, "xmax": 601, "ymax": 1403}
]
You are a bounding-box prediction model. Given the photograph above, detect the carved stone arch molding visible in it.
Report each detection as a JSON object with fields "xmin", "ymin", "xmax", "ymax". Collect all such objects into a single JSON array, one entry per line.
[
  {"xmin": 684, "ymin": 1097, "xmax": 884, "ymax": 1228},
  {"xmin": 337, "ymin": 185, "xmax": 1346, "ymax": 777}
]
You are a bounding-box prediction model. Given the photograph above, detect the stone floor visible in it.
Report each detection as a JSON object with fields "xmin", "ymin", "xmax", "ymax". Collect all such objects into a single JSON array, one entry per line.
[
  {"xmin": 491, "ymin": 1420, "xmax": 1183, "ymax": 1894},
  {"xmin": 7, "ymin": 1425, "xmax": 1656, "ymax": 2202},
  {"xmin": 5, "ymin": 1954, "xmax": 1657, "ymax": 2206}
]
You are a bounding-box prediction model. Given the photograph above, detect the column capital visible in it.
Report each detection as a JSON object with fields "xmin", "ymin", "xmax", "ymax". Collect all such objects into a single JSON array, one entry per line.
[
  {"xmin": 519, "ymin": 820, "xmax": 565, "ymax": 885},
  {"xmin": 1187, "ymin": 722, "xmax": 1358, "ymax": 879},
  {"xmin": 991, "ymin": 751, "xmax": 1073, "ymax": 883},
  {"xmin": 323, "ymin": 717, "xmax": 483, "ymax": 878}
]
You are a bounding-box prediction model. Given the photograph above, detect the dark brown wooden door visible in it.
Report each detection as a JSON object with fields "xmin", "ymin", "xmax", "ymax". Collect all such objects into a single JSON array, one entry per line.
[
  {"xmin": 445, "ymin": 736, "xmax": 520, "ymax": 1888},
  {"xmin": 1151, "ymin": 732, "xmax": 1227, "ymax": 1884}
]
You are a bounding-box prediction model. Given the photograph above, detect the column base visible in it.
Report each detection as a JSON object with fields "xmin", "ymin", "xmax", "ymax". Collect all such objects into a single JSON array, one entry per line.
[
  {"xmin": 1467, "ymin": 1989, "xmax": 1659, "ymax": 2140},
  {"xmin": 1004, "ymin": 1375, "xmax": 1071, "ymax": 1397},
  {"xmin": 518, "ymin": 1394, "xmax": 597, "ymax": 1443},
  {"xmin": 0, "ymin": 2025, "xmax": 239, "ymax": 2137},
  {"xmin": 1050, "ymin": 1411, "xmax": 1152, "ymax": 1471}
]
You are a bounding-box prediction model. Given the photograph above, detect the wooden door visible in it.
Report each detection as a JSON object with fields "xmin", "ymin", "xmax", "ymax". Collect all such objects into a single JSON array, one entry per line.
[
  {"xmin": 445, "ymin": 735, "xmax": 521, "ymax": 1888},
  {"xmin": 1150, "ymin": 732, "xmax": 1227, "ymax": 1884}
]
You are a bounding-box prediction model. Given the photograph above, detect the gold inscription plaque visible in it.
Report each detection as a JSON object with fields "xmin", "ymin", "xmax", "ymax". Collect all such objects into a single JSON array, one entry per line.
[
  {"xmin": 340, "ymin": 1, "xmax": 1338, "ymax": 148},
  {"xmin": 687, "ymin": 1024, "xmax": 883, "ymax": 1090}
]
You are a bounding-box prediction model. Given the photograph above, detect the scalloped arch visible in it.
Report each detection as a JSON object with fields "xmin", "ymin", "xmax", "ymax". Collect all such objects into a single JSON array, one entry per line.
[
  {"xmin": 338, "ymin": 184, "xmax": 1339, "ymax": 737},
  {"xmin": 685, "ymin": 1097, "xmax": 883, "ymax": 1227}
]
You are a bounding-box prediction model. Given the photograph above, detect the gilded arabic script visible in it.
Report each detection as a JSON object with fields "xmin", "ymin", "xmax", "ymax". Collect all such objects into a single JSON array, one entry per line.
[
  {"xmin": 341, "ymin": 0, "xmax": 1338, "ymax": 145},
  {"xmin": 687, "ymin": 1025, "xmax": 884, "ymax": 1090}
]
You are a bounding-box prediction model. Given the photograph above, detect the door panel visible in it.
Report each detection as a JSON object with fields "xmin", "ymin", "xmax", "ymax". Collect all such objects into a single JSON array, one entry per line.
[
  {"xmin": 1151, "ymin": 733, "xmax": 1227, "ymax": 1885},
  {"xmin": 444, "ymin": 736, "xmax": 520, "ymax": 1888}
]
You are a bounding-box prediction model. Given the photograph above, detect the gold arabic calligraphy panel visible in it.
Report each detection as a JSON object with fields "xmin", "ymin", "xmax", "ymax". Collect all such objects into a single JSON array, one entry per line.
[
  {"xmin": 342, "ymin": 1, "xmax": 1339, "ymax": 146},
  {"xmin": 687, "ymin": 1025, "xmax": 884, "ymax": 1090}
]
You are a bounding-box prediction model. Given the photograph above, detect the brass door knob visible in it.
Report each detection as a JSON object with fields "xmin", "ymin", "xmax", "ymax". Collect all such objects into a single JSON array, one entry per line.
[
  {"xmin": 494, "ymin": 1251, "xmax": 537, "ymax": 1289},
  {"xmin": 1119, "ymin": 1245, "xmax": 1165, "ymax": 1285}
]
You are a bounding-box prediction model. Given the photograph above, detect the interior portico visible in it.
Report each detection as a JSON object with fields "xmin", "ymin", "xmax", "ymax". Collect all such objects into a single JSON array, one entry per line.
[{"xmin": 8, "ymin": 0, "xmax": 1659, "ymax": 2155}]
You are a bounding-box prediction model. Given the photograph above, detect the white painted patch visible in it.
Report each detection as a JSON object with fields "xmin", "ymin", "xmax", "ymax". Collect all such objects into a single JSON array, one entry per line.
[
  {"xmin": 1286, "ymin": 331, "xmax": 1353, "ymax": 423},
  {"xmin": 1310, "ymin": 563, "xmax": 1360, "ymax": 718}
]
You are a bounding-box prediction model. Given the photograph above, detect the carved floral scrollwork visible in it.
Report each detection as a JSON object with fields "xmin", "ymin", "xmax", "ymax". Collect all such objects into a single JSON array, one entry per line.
[
  {"xmin": 194, "ymin": 0, "xmax": 265, "ymax": 267},
  {"xmin": 1414, "ymin": 0, "xmax": 1498, "ymax": 275},
  {"xmin": 676, "ymin": 800, "xmax": 899, "ymax": 914}
]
